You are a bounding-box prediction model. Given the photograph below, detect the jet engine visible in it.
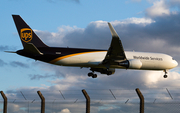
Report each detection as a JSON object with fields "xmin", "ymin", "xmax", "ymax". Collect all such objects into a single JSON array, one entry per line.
[{"xmin": 119, "ymin": 59, "xmax": 142, "ymax": 69}]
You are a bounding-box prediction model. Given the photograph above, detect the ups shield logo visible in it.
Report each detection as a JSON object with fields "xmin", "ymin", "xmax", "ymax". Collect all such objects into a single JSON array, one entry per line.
[{"xmin": 21, "ymin": 28, "xmax": 33, "ymax": 43}]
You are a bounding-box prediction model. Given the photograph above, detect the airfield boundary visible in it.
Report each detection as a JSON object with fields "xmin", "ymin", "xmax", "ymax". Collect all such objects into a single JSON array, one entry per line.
[{"xmin": 0, "ymin": 88, "xmax": 180, "ymax": 113}]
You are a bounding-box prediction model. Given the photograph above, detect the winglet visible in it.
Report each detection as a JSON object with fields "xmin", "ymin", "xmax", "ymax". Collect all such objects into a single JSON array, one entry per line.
[{"xmin": 108, "ymin": 22, "xmax": 119, "ymax": 37}]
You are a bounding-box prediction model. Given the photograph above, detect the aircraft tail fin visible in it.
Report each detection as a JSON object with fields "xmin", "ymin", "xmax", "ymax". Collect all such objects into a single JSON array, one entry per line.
[{"xmin": 12, "ymin": 15, "xmax": 48, "ymax": 48}]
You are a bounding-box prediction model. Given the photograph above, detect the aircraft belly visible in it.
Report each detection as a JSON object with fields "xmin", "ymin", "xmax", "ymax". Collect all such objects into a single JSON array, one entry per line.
[
  {"xmin": 140, "ymin": 60, "xmax": 172, "ymax": 70},
  {"xmin": 140, "ymin": 61, "xmax": 160, "ymax": 70}
]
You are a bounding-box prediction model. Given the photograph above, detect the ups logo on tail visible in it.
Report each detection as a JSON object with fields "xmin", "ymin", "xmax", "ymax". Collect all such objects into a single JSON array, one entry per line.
[{"xmin": 21, "ymin": 28, "xmax": 32, "ymax": 42}]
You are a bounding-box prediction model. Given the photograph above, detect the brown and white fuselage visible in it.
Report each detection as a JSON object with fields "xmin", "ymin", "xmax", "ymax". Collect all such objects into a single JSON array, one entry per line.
[{"xmin": 10, "ymin": 15, "xmax": 178, "ymax": 78}]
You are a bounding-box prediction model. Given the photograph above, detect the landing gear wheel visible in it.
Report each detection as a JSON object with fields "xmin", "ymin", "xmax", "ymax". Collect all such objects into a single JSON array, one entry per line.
[
  {"xmin": 92, "ymin": 74, "xmax": 97, "ymax": 78},
  {"xmin": 88, "ymin": 72, "xmax": 97, "ymax": 78},
  {"xmin": 163, "ymin": 75, "xmax": 168, "ymax": 78},
  {"xmin": 107, "ymin": 71, "xmax": 112, "ymax": 75},
  {"xmin": 88, "ymin": 72, "xmax": 93, "ymax": 77}
]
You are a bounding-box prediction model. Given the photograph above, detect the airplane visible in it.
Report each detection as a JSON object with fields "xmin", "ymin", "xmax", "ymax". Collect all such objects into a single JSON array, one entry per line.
[{"xmin": 8, "ymin": 15, "xmax": 178, "ymax": 78}]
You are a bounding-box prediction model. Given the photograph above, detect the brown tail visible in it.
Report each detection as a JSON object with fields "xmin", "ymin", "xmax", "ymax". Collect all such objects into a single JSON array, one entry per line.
[{"xmin": 12, "ymin": 15, "xmax": 48, "ymax": 48}]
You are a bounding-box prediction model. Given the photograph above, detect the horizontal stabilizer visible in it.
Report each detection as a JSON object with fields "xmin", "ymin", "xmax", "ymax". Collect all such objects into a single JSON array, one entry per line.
[
  {"xmin": 24, "ymin": 43, "xmax": 43, "ymax": 55},
  {"xmin": 4, "ymin": 51, "xmax": 16, "ymax": 53}
]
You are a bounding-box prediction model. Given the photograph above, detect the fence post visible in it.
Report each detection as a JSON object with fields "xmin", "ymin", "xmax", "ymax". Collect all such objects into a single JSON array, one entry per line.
[
  {"xmin": 135, "ymin": 88, "xmax": 144, "ymax": 113},
  {"xmin": 82, "ymin": 89, "xmax": 90, "ymax": 113},
  {"xmin": 37, "ymin": 91, "xmax": 45, "ymax": 113},
  {"xmin": 0, "ymin": 91, "xmax": 7, "ymax": 113}
]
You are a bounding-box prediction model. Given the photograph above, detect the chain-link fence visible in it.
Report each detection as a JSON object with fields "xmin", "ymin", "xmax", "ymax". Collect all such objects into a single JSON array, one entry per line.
[{"xmin": 0, "ymin": 88, "xmax": 180, "ymax": 113}]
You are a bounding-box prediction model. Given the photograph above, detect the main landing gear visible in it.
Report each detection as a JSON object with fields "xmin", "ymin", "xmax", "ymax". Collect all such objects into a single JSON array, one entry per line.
[
  {"xmin": 163, "ymin": 70, "xmax": 168, "ymax": 78},
  {"xmin": 88, "ymin": 72, "xmax": 97, "ymax": 78}
]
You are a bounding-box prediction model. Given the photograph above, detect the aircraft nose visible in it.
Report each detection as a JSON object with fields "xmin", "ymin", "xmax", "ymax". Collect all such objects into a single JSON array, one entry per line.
[{"xmin": 172, "ymin": 60, "xmax": 178, "ymax": 68}]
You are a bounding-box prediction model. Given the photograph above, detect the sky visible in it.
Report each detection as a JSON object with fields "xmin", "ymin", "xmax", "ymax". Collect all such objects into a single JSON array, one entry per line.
[{"xmin": 1, "ymin": 0, "xmax": 180, "ymax": 112}]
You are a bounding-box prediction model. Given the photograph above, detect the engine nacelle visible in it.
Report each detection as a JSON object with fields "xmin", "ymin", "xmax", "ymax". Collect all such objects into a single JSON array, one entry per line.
[
  {"xmin": 119, "ymin": 59, "xmax": 142, "ymax": 69},
  {"xmin": 128, "ymin": 59, "xmax": 142, "ymax": 69}
]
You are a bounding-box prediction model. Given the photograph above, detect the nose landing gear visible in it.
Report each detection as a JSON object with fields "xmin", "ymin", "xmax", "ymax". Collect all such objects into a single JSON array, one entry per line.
[
  {"xmin": 163, "ymin": 75, "xmax": 168, "ymax": 78},
  {"xmin": 163, "ymin": 70, "xmax": 168, "ymax": 78}
]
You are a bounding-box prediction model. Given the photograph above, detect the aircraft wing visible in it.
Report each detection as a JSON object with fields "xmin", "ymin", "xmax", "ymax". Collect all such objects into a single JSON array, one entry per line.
[{"xmin": 102, "ymin": 23, "xmax": 127, "ymax": 67}]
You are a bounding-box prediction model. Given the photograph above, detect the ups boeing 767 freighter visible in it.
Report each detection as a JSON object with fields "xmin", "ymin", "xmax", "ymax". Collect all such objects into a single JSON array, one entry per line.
[{"xmin": 8, "ymin": 15, "xmax": 178, "ymax": 78}]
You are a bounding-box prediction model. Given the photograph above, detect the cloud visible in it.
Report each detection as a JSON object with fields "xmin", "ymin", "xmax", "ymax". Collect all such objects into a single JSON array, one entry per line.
[
  {"xmin": 146, "ymin": 0, "xmax": 180, "ymax": 18},
  {"xmin": 0, "ymin": 45, "xmax": 16, "ymax": 52},
  {"xmin": 0, "ymin": 59, "xmax": 7, "ymax": 67},
  {"xmin": 4, "ymin": 69, "xmax": 180, "ymax": 113},
  {"xmin": 24, "ymin": 10, "xmax": 180, "ymax": 99},
  {"xmin": 169, "ymin": 0, "xmax": 180, "ymax": 6},
  {"xmin": 35, "ymin": 17, "xmax": 156, "ymax": 50},
  {"xmin": 34, "ymin": 25, "xmax": 84, "ymax": 47},
  {"xmin": 0, "ymin": 45, "xmax": 9, "ymax": 51},
  {"xmin": 28, "ymin": 61, "xmax": 180, "ymax": 90},
  {"xmin": 35, "ymin": 13, "xmax": 180, "ymax": 62},
  {"xmin": 146, "ymin": 0, "xmax": 170, "ymax": 17},
  {"xmin": 58, "ymin": 108, "xmax": 71, "ymax": 113},
  {"xmin": 111, "ymin": 17, "xmax": 155, "ymax": 25},
  {"xmin": 29, "ymin": 74, "xmax": 53, "ymax": 80},
  {"xmin": 29, "ymin": 73, "xmax": 64, "ymax": 80},
  {"xmin": 7, "ymin": 104, "xmax": 26, "ymax": 113},
  {"xmin": 10, "ymin": 61, "xmax": 29, "ymax": 68}
]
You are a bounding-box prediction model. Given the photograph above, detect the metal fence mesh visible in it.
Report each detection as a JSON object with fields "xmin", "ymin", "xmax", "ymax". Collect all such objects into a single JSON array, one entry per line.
[{"xmin": 0, "ymin": 88, "xmax": 180, "ymax": 113}]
